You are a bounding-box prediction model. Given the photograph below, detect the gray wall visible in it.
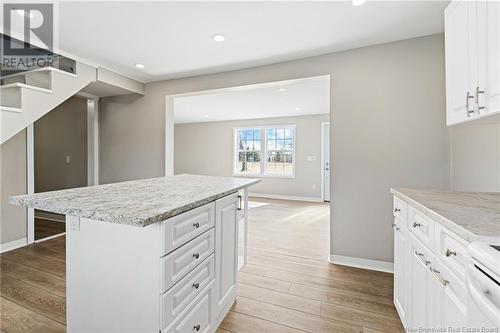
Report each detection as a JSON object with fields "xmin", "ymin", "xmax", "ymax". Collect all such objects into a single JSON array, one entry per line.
[
  {"xmin": 450, "ymin": 116, "xmax": 500, "ymax": 192},
  {"xmin": 174, "ymin": 114, "xmax": 329, "ymax": 199},
  {"xmin": 1, "ymin": 130, "xmax": 27, "ymax": 244},
  {"xmin": 35, "ymin": 97, "xmax": 88, "ymax": 193},
  {"xmin": 100, "ymin": 34, "xmax": 450, "ymax": 263}
]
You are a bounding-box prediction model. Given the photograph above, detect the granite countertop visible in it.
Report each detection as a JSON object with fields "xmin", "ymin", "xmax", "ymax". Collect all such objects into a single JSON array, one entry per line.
[
  {"xmin": 391, "ymin": 188, "xmax": 500, "ymax": 241},
  {"xmin": 9, "ymin": 174, "xmax": 260, "ymax": 227}
]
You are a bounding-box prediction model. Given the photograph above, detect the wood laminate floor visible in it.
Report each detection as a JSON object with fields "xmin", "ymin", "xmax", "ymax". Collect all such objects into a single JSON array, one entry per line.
[
  {"xmin": 0, "ymin": 198, "xmax": 403, "ymax": 333},
  {"xmin": 35, "ymin": 218, "xmax": 65, "ymax": 241}
]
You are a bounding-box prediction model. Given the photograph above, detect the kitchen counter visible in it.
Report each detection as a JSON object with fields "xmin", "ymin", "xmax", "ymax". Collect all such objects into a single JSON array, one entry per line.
[
  {"xmin": 9, "ymin": 174, "xmax": 259, "ymax": 227},
  {"xmin": 391, "ymin": 188, "xmax": 500, "ymax": 241}
]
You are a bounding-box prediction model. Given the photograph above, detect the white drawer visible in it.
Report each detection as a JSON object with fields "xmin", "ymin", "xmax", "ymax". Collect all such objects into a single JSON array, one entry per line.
[
  {"xmin": 408, "ymin": 206, "xmax": 434, "ymax": 250},
  {"xmin": 393, "ymin": 196, "xmax": 408, "ymax": 221},
  {"xmin": 161, "ymin": 254, "xmax": 215, "ymax": 326},
  {"xmin": 161, "ymin": 229, "xmax": 215, "ymax": 292},
  {"xmin": 161, "ymin": 202, "xmax": 215, "ymax": 256},
  {"xmin": 163, "ymin": 284, "xmax": 214, "ymax": 333},
  {"xmin": 436, "ymin": 224, "xmax": 468, "ymax": 282}
]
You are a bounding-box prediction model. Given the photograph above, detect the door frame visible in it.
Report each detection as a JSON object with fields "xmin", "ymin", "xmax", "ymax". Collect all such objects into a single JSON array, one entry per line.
[
  {"xmin": 26, "ymin": 94, "xmax": 100, "ymax": 244},
  {"xmin": 321, "ymin": 122, "xmax": 330, "ymax": 202}
]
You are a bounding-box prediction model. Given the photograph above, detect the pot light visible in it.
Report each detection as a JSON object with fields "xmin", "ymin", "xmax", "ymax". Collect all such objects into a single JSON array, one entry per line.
[
  {"xmin": 352, "ymin": 0, "xmax": 367, "ymax": 6},
  {"xmin": 135, "ymin": 63, "xmax": 145, "ymax": 69},
  {"xmin": 279, "ymin": 88, "xmax": 287, "ymax": 92},
  {"xmin": 295, "ymin": 107, "xmax": 301, "ymax": 111},
  {"xmin": 204, "ymin": 114, "xmax": 209, "ymax": 118},
  {"xmin": 212, "ymin": 34, "xmax": 225, "ymax": 42}
]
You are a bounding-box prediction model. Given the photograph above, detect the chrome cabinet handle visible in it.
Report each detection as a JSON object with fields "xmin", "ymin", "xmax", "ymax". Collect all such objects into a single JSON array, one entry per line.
[
  {"xmin": 193, "ymin": 253, "xmax": 200, "ymax": 259},
  {"xmin": 430, "ymin": 267, "xmax": 449, "ymax": 286},
  {"xmin": 414, "ymin": 250, "xmax": 430, "ymax": 266},
  {"xmin": 466, "ymin": 91, "xmax": 475, "ymax": 117},
  {"xmin": 413, "ymin": 222, "xmax": 421, "ymax": 228},
  {"xmin": 193, "ymin": 222, "xmax": 200, "ymax": 228},
  {"xmin": 192, "ymin": 282, "xmax": 200, "ymax": 289},
  {"xmin": 392, "ymin": 223, "xmax": 400, "ymax": 231},
  {"xmin": 475, "ymin": 86, "xmax": 485, "ymax": 114},
  {"xmin": 237, "ymin": 195, "xmax": 243, "ymax": 211},
  {"xmin": 394, "ymin": 208, "xmax": 401, "ymax": 213},
  {"xmin": 193, "ymin": 324, "xmax": 201, "ymax": 331},
  {"xmin": 445, "ymin": 248, "xmax": 456, "ymax": 257}
]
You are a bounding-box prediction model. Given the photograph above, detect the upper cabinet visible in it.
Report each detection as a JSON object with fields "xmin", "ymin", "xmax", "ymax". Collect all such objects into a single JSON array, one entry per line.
[{"xmin": 445, "ymin": 0, "xmax": 500, "ymax": 126}]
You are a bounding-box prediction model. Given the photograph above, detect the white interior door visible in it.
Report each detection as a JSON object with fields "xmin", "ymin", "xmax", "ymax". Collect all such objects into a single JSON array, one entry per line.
[{"xmin": 322, "ymin": 123, "xmax": 330, "ymax": 202}]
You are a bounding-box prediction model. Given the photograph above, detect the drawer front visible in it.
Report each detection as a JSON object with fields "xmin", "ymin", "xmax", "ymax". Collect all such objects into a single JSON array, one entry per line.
[
  {"xmin": 161, "ymin": 254, "xmax": 215, "ymax": 324},
  {"xmin": 408, "ymin": 206, "xmax": 434, "ymax": 250},
  {"xmin": 393, "ymin": 196, "xmax": 408, "ymax": 221},
  {"xmin": 161, "ymin": 202, "xmax": 215, "ymax": 256},
  {"xmin": 436, "ymin": 224, "xmax": 468, "ymax": 282},
  {"xmin": 161, "ymin": 229, "xmax": 215, "ymax": 292},
  {"xmin": 163, "ymin": 285, "xmax": 213, "ymax": 333}
]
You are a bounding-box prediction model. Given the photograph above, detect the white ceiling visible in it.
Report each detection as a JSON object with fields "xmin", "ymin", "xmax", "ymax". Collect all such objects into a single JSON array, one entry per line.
[
  {"xmin": 173, "ymin": 76, "xmax": 330, "ymax": 124},
  {"xmin": 51, "ymin": 1, "xmax": 447, "ymax": 83}
]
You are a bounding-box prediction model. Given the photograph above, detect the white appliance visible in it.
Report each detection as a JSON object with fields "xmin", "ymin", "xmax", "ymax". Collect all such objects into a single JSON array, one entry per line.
[{"xmin": 466, "ymin": 242, "xmax": 500, "ymax": 329}]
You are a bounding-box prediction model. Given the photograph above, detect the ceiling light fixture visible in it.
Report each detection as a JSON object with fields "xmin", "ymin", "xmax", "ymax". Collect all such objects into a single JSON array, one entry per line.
[
  {"xmin": 212, "ymin": 34, "xmax": 225, "ymax": 42},
  {"xmin": 135, "ymin": 63, "xmax": 145, "ymax": 69},
  {"xmin": 279, "ymin": 88, "xmax": 287, "ymax": 92},
  {"xmin": 352, "ymin": 0, "xmax": 367, "ymax": 6},
  {"xmin": 204, "ymin": 114, "xmax": 209, "ymax": 118},
  {"xmin": 295, "ymin": 107, "xmax": 301, "ymax": 111}
]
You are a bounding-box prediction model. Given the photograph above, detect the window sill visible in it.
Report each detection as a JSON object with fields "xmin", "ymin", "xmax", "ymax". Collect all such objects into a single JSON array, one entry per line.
[{"xmin": 233, "ymin": 173, "xmax": 296, "ymax": 179}]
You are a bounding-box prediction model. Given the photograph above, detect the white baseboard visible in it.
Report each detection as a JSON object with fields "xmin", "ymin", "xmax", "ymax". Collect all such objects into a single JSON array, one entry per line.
[
  {"xmin": 329, "ymin": 254, "xmax": 394, "ymax": 273},
  {"xmin": 0, "ymin": 237, "xmax": 27, "ymax": 253},
  {"xmin": 249, "ymin": 192, "xmax": 323, "ymax": 203}
]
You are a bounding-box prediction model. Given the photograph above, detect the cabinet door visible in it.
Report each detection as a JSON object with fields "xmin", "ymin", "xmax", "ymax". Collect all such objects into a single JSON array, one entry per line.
[
  {"xmin": 393, "ymin": 217, "xmax": 407, "ymax": 327},
  {"xmin": 213, "ymin": 194, "xmax": 239, "ymax": 321},
  {"xmin": 408, "ymin": 235, "xmax": 435, "ymax": 329},
  {"xmin": 486, "ymin": 0, "xmax": 500, "ymax": 115},
  {"xmin": 445, "ymin": 0, "xmax": 476, "ymax": 125}
]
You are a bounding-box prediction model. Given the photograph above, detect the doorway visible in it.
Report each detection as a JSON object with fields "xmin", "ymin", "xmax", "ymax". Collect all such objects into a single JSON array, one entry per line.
[{"xmin": 322, "ymin": 122, "xmax": 330, "ymax": 202}]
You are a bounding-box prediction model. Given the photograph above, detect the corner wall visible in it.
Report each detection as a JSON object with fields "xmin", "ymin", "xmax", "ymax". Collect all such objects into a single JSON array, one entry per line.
[{"xmin": 100, "ymin": 34, "xmax": 450, "ymax": 263}]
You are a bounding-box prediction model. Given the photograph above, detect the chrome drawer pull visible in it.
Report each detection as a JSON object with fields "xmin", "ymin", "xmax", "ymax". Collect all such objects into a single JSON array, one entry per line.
[
  {"xmin": 193, "ymin": 324, "xmax": 201, "ymax": 331},
  {"xmin": 392, "ymin": 223, "xmax": 400, "ymax": 231},
  {"xmin": 466, "ymin": 91, "xmax": 475, "ymax": 117},
  {"xmin": 414, "ymin": 250, "xmax": 430, "ymax": 266},
  {"xmin": 445, "ymin": 249, "xmax": 456, "ymax": 257},
  {"xmin": 192, "ymin": 282, "xmax": 200, "ymax": 289},
  {"xmin": 430, "ymin": 267, "xmax": 449, "ymax": 286},
  {"xmin": 413, "ymin": 222, "xmax": 421, "ymax": 228},
  {"xmin": 394, "ymin": 208, "xmax": 401, "ymax": 213},
  {"xmin": 193, "ymin": 222, "xmax": 200, "ymax": 228},
  {"xmin": 193, "ymin": 253, "xmax": 200, "ymax": 259},
  {"xmin": 475, "ymin": 86, "xmax": 485, "ymax": 114}
]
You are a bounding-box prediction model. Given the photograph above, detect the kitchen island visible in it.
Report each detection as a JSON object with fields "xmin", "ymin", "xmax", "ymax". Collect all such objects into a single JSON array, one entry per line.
[{"xmin": 9, "ymin": 174, "xmax": 259, "ymax": 333}]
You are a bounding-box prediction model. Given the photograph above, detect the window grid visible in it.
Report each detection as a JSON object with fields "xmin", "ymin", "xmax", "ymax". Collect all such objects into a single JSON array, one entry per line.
[{"xmin": 234, "ymin": 126, "xmax": 295, "ymax": 178}]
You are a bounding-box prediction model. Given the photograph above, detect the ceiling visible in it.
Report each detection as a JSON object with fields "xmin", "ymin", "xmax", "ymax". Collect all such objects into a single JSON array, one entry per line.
[
  {"xmin": 9, "ymin": 1, "xmax": 448, "ymax": 83},
  {"xmin": 173, "ymin": 76, "xmax": 330, "ymax": 124}
]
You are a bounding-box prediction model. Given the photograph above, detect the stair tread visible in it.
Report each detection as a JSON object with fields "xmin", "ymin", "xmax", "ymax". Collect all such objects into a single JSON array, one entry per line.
[
  {"xmin": 0, "ymin": 67, "xmax": 76, "ymax": 80},
  {"xmin": 0, "ymin": 106, "xmax": 22, "ymax": 113},
  {"xmin": 0, "ymin": 82, "xmax": 52, "ymax": 93}
]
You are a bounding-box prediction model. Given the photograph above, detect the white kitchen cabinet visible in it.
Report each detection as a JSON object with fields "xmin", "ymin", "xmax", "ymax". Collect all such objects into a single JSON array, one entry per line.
[
  {"xmin": 393, "ymin": 216, "xmax": 407, "ymax": 327},
  {"xmin": 445, "ymin": 0, "xmax": 500, "ymax": 125},
  {"xmin": 213, "ymin": 194, "xmax": 239, "ymax": 324}
]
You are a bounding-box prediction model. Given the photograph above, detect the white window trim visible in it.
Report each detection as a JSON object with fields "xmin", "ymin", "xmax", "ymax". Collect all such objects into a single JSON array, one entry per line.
[{"xmin": 232, "ymin": 125, "xmax": 296, "ymax": 179}]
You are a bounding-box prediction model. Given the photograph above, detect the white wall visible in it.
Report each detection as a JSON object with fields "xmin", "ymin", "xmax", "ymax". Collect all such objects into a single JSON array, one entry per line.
[
  {"xmin": 100, "ymin": 34, "xmax": 450, "ymax": 263},
  {"xmin": 174, "ymin": 114, "xmax": 329, "ymax": 199}
]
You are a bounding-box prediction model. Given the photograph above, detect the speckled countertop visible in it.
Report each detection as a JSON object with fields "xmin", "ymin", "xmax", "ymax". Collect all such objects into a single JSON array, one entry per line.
[
  {"xmin": 391, "ymin": 188, "xmax": 500, "ymax": 241},
  {"xmin": 9, "ymin": 174, "xmax": 260, "ymax": 227}
]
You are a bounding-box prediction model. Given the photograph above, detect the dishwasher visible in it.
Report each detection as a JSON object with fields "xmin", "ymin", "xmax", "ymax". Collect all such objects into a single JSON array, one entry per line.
[{"xmin": 467, "ymin": 242, "xmax": 500, "ymax": 329}]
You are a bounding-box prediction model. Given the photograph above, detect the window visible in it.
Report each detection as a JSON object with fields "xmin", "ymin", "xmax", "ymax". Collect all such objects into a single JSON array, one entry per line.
[{"xmin": 234, "ymin": 125, "xmax": 295, "ymax": 177}]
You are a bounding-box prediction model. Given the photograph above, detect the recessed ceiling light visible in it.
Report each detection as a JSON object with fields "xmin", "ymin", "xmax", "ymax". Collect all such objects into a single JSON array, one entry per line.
[
  {"xmin": 135, "ymin": 63, "xmax": 145, "ymax": 69},
  {"xmin": 295, "ymin": 107, "xmax": 301, "ymax": 111},
  {"xmin": 352, "ymin": 0, "xmax": 367, "ymax": 6},
  {"xmin": 212, "ymin": 34, "xmax": 225, "ymax": 42},
  {"xmin": 279, "ymin": 88, "xmax": 287, "ymax": 92},
  {"xmin": 204, "ymin": 114, "xmax": 209, "ymax": 118}
]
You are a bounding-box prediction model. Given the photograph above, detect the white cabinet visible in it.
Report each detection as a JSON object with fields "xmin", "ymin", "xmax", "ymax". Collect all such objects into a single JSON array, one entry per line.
[
  {"xmin": 393, "ymin": 194, "xmax": 469, "ymax": 331},
  {"xmin": 393, "ymin": 216, "xmax": 408, "ymax": 327},
  {"xmin": 213, "ymin": 194, "xmax": 239, "ymax": 323},
  {"xmin": 445, "ymin": 0, "xmax": 500, "ymax": 125}
]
